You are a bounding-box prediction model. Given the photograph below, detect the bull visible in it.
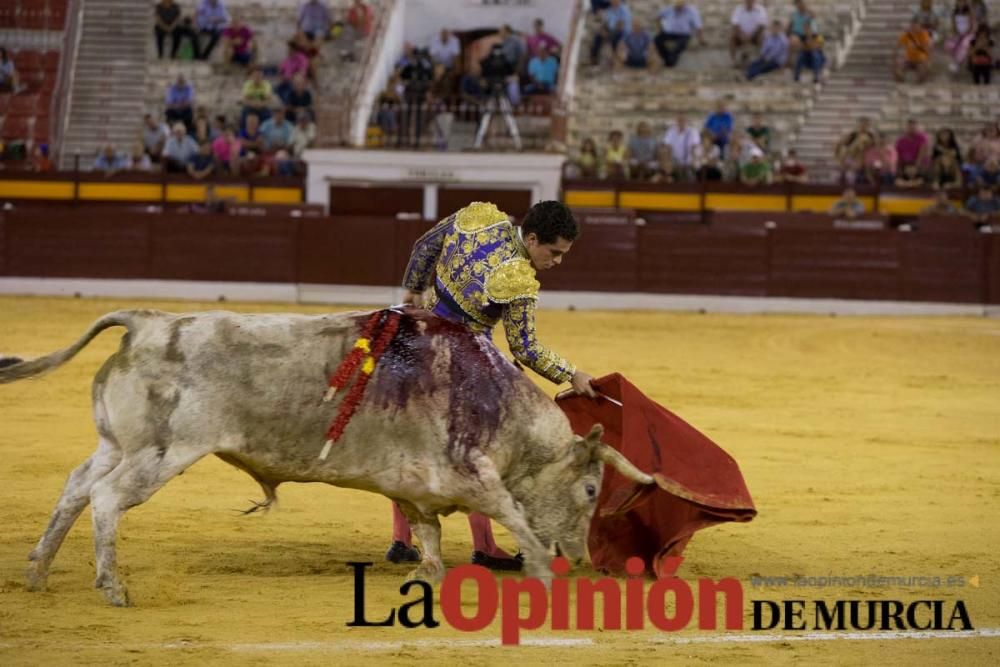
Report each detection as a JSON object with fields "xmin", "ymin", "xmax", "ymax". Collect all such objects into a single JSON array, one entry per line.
[{"xmin": 0, "ymin": 308, "xmax": 653, "ymax": 606}]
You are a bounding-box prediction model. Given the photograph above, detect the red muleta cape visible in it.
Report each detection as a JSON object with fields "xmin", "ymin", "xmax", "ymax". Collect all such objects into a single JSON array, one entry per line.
[{"xmin": 556, "ymin": 373, "xmax": 756, "ymax": 578}]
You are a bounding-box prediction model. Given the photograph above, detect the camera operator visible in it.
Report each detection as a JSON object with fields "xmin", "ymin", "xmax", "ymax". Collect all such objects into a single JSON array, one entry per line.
[
  {"xmin": 473, "ymin": 44, "xmax": 522, "ymax": 149},
  {"xmin": 479, "ymin": 44, "xmax": 516, "ymax": 101},
  {"xmin": 398, "ymin": 46, "xmax": 435, "ymax": 147}
]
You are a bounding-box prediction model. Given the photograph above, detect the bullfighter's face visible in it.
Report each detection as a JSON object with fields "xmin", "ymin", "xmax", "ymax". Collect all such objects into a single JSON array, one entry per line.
[{"xmin": 524, "ymin": 234, "xmax": 573, "ymax": 271}]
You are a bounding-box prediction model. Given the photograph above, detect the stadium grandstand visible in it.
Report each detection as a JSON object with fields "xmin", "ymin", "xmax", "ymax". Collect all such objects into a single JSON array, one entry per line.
[{"xmin": 0, "ymin": 0, "xmax": 998, "ymax": 310}]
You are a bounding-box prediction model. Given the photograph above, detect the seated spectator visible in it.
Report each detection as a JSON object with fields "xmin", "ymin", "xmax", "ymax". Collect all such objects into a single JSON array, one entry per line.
[
  {"xmin": 895, "ymin": 118, "xmax": 930, "ymax": 172},
  {"xmin": 920, "ymin": 190, "xmax": 960, "ymax": 216},
  {"xmin": 627, "ymin": 121, "xmax": 659, "ymax": 180},
  {"xmin": 162, "ymin": 122, "xmax": 199, "ymax": 172},
  {"xmin": 130, "ymin": 142, "xmax": 153, "ymax": 172},
  {"xmin": 794, "ymin": 32, "xmax": 825, "ymax": 83},
  {"xmin": 968, "ymin": 25, "xmax": 994, "ymax": 85},
  {"xmin": 862, "ymin": 134, "xmax": 898, "ymax": 185},
  {"xmin": 165, "ymin": 75, "xmax": 195, "ymax": 130},
  {"xmin": 261, "ymin": 107, "xmax": 294, "ymax": 152},
  {"xmin": 429, "ymin": 29, "xmax": 461, "ymax": 70},
  {"xmin": 155, "ymin": 1, "xmax": 198, "ymax": 59},
  {"xmin": 346, "ymin": 0, "xmax": 374, "ymax": 38},
  {"xmin": 576, "ymin": 137, "xmax": 600, "ymax": 179},
  {"xmin": 192, "ymin": 106, "xmax": 216, "ymax": 143},
  {"xmin": 912, "ymin": 0, "xmax": 941, "ymax": 43},
  {"xmin": 525, "ymin": 44, "xmax": 559, "ymax": 94},
  {"xmin": 651, "ymin": 144, "xmax": 677, "ymax": 183},
  {"xmin": 284, "ymin": 73, "xmax": 314, "ymax": 120},
  {"xmin": 931, "ymin": 152, "xmax": 963, "ymax": 189},
  {"xmin": 223, "ymin": 14, "xmax": 256, "ymax": 66},
  {"xmin": 962, "ymin": 185, "xmax": 1000, "ymax": 226},
  {"xmin": 931, "ymin": 127, "xmax": 962, "ymax": 164},
  {"xmin": 526, "ymin": 18, "xmax": 562, "ymax": 60},
  {"xmin": 705, "ymin": 101, "xmax": 733, "ymax": 156},
  {"xmin": 976, "ymin": 158, "xmax": 1000, "ymax": 188},
  {"xmin": 278, "ymin": 44, "xmax": 311, "ymax": 101},
  {"xmin": 195, "ymin": 0, "xmax": 229, "ymax": 61},
  {"xmin": 964, "ymin": 123, "xmax": 1000, "ymax": 182},
  {"xmin": 29, "ymin": 144, "xmax": 52, "ymax": 172},
  {"xmin": 141, "ymin": 114, "xmax": 169, "ymax": 163},
  {"xmin": 241, "ymin": 67, "xmax": 273, "ymax": 127},
  {"xmin": 498, "ymin": 25, "xmax": 526, "ymax": 71},
  {"xmin": 663, "ymin": 114, "xmax": 702, "ymax": 179},
  {"xmin": 740, "ymin": 146, "xmax": 772, "ymax": 186},
  {"xmin": 604, "ymin": 129, "xmax": 627, "ymax": 179},
  {"xmin": 945, "ymin": 0, "xmax": 977, "ymax": 73},
  {"xmin": 747, "ymin": 20, "xmax": 788, "ymax": 80},
  {"xmin": 730, "ymin": 0, "xmax": 768, "ymax": 66},
  {"xmin": 788, "ymin": 0, "xmax": 818, "ymax": 49},
  {"xmin": 619, "ymin": 19, "xmax": 652, "ymax": 69},
  {"xmin": 299, "ymin": 0, "xmax": 332, "ymax": 42},
  {"xmin": 695, "ymin": 129, "xmax": 723, "ymax": 181},
  {"xmin": 893, "ymin": 21, "xmax": 932, "ymax": 83},
  {"xmin": 829, "ymin": 188, "xmax": 865, "ymax": 219},
  {"xmin": 746, "ymin": 113, "xmax": 771, "ymax": 152},
  {"xmin": 895, "ymin": 163, "xmax": 926, "ymax": 188},
  {"xmin": 655, "ymin": 0, "xmax": 704, "ymax": 68},
  {"xmin": 0, "ymin": 47, "xmax": 18, "ymax": 92},
  {"xmin": 240, "ymin": 113, "xmax": 266, "ymax": 154},
  {"xmin": 186, "ymin": 141, "xmax": 215, "ymax": 180},
  {"xmin": 291, "ymin": 29, "xmax": 322, "ymax": 63},
  {"xmin": 776, "ymin": 148, "xmax": 808, "ymax": 183},
  {"xmin": 590, "ymin": 0, "xmax": 631, "ymax": 66},
  {"xmin": 835, "ymin": 117, "xmax": 876, "ymax": 184},
  {"xmin": 290, "ymin": 111, "xmax": 317, "ymax": 158},
  {"xmin": 212, "ymin": 127, "xmax": 241, "ymax": 174},
  {"xmin": 93, "ymin": 144, "xmax": 129, "ymax": 175}
]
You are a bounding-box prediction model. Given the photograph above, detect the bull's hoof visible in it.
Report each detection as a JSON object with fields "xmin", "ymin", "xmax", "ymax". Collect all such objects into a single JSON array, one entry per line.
[
  {"xmin": 406, "ymin": 563, "xmax": 444, "ymax": 584},
  {"xmin": 385, "ymin": 540, "xmax": 421, "ymax": 564},
  {"xmin": 98, "ymin": 580, "xmax": 131, "ymax": 607},
  {"xmin": 25, "ymin": 561, "xmax": 48, "ymax": 592},
  {"xmin": 472, "ymin": 551, "xmax": 524, "ymax": 572}
]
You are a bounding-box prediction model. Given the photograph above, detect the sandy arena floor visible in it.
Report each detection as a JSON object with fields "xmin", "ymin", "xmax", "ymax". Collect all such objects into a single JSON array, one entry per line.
[{"xmin": 0, "ymin": 295, "xmax": 998, "ymax": 666}]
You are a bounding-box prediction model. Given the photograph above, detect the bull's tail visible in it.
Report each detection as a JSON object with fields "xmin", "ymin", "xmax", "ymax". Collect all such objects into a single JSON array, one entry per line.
[{"xmin": 0, "ymin": 311, "xmax": 137, "ymax": 385}]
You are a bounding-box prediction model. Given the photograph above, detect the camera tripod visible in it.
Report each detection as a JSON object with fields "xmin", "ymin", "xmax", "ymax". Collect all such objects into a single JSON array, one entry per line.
[{"xmin": 473, "ymin": 85, "xmax": 522, "ymax": 151}]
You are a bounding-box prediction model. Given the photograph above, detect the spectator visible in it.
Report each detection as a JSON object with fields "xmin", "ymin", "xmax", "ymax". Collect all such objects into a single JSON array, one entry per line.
[
  {"xmin": 794, "ymin": 31, "xmax": 825, "ymax": 83},
  {"xmin": 895, "ymin": 163, "xmax": 926, "ymax": 188},
  {"xmin": 195, "ymin": 0, "xmax": 229, "ymax": 60},
  {"xmin": 965, "ymin": 123, "xmax": 1000, "ymax": 182},
  {"xmin": 526, "ymin": 18, "xmax": 561, "ymax": 60},
  {"xmin": 931, "ymin": 127, "xmax": 962, "ymax": 164},
  {"xmin": 590, "ymin": 0, "xmax": 631, "ymax": 66},
  {"xmin": 186, "ymin": 141, "xmax": 215, "ymax": 180},
  {"xmin": 130, "ymin": 142, "xmax": 153, "ymax": 172},
  {"xmin": 241, "ymin": 67, "xmax": 273, "ymax": 127},
  {"xmin": 165, "ymin": 75, "xmax": 195, "ymax": 130},
  {"xmin": 212, "ymin": 127, "xmax": 242, "ymax": 174},
  {"xmin": 290, "ymin": 111, "xmax": 317, "ymax": 158},
  {"xmin": 776, "ymin": 148, "xmax": 808, "ymax": 183},
  {"xmin": 0, "ymin": 47, "xmax": 18, "ymax": 92},
  {"xmin": 93, "ymin": 144, "xmax": 129, "ymax": 175},
  {"xmin": 193, "ymin": 112, "xmax": 217, "ymax": 143},
  {"xmin": 627, "ymin": 121, "xmax": 659, "ymax": 180},
  {"xmin": 299, "ymin": 0, "xmax": 332, "ymax": 42},
  {"xmin": 730, "ymin": 0, "xmax": 768, "ymax": 66},
  {"xmin": 604, "ymin": 129, "xmax": 627, "ymax": 179},
  {"xmin": 835, "ymin": 117, "xmax": 876, "ymax": 183},
  {"xmin": 261, "ymin": 107, "xmax": 294, "ymax": 152},
  {"xmin": 141, "ymin": 114, "xmax": 169, "ymax": 163},
  {"xmin": 240, "ymin": 112, "xmax": 266, "ymax": 154},
  {"xmin": 162, "ymin": 122, "xmax": 199, "ymax": 172},
  {"xmin": 291, "ymin": 28, "xmax": 322, "ymax": 63},
  {"xmin": 429, "ymin": 29, "xmax": 461, "ymax": 70},
  {"xmin": 920, "ymin": 190, "xmax": 960, "ymax": 216},
  {"xmin": 895, "ymin": 118, "xmax": 930, "ymax": 172},
  {"xmin": 29, "ymin": 144, "xmax": 52, "ymax": 172},
  {"xmin": 912, "ymin": 0, "xmax": 941, "ymax": 42},
  {"xmin": 788, "ymin": 0, "xmax": 818, "ymax": 48},
  {"xmin": 525, "ymin": 44, "xmax": 559, "ymax": 94},
  {"xmin": 968, "ymin": 25, "xmax": 993, "ymax": 85},
  {"xmin": 746, "ymin": 20, "xmax": 789, "ymax": 80},
  {"xmin": 576, "ymin": 137, "xmax": 600, "ymax": 179},
  {"xmin": 619, "ymin": 19, "xmax": 652, "ymax": 69},
  {"xmin": 704, "ymin": 100, "xmax": 734, "ymax": 156},
  {"xmin": 945, "ymin": 0, "xmax": 976, "ymax": 74},
  {"xmin": 278, "ymin": 43, "xmax": 311, "ymax": 101},
  {"xmin": 863, "ymin": 134, "xmax": 898, "ymax": 185},
  {"xmin": 746, "ymin": 113, "xmax": 771, "ymax": 152},
  {"xmin": 663, "ymin": 114, "xmax": 701, "ymax": 178},
  {"xmin": 498, "ymin": 25, "xmax": 525, "ymax": 71},
  {"xmin": 931, "ymin": 151, "xmax": 963, "ymax": 189},
  {"xmin": 652, "ymin": 144, "xmax": 677, "ymax": 183},
  {"xmin": 695, "ymin": 129, "xmax": 723, "ymax": 181},
  {"xmin": 962, "ymin": 185, "xmax": 1000, "ymax": 226},
  {"xmin": 740, "ymin": 146, "xmax": 772, "ymax": 186},
  {"xmin": 284, "ymin": 73, "xmax": 314, "ymax": 120},
  {"xmin": 655, "ymin": 0, "xmax": 705, "ymax": 68},
  {"xmin": 223, "ymin": 14, "xmax": 256, "ymax": 66},
  {"xmin": 976, "ymin": 158, "xmax": 1000, "ymax": 188},
  {"xmin": 829, "ymin": 188, "xmax": 865, "ymax": 219},
  {"xmin": 893, "ymin": 20, "xmax": 932, "ymax": 83},
  {"xmin": 155, "ymin": 0, "xmax": 199, "ymax": 59},
  {"xmin": 346, "ymin": 0, "xmax": 374, "ymax": 38}
]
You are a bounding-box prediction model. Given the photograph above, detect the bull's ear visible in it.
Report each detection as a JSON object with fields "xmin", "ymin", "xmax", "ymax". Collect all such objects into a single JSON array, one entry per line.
[
  {"xmin": 595, "ymin": 443, "xmax": 654, "ymax": 485},
  {"xmin": 584, "ymin": 423, "xmax": 604, "ymax": 444}
]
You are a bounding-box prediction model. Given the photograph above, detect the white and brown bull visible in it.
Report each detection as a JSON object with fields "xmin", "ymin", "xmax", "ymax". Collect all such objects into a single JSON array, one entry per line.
[{"xmin": 0, "ymin": 308, "xmax": 653, "ymax": 606}]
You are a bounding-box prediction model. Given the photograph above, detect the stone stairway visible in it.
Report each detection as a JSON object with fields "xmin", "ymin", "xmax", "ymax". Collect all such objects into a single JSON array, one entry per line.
[
  {"xmin": 59, "ymin": 0, "xmax": 147, "ymax": 169},
  {"xmin": 794, "ymin": 0, "xmax": 912, "ymax": 183}
]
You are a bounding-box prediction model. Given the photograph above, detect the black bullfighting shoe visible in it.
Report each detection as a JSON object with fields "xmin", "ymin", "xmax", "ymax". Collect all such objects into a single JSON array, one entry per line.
[
  {"xmin": 385, "ymin": 541, "xmax": 421, "ymax": 564},
  {"xmin": 471, "ymin": 551, "xmax": 524, "ymax": 572}
]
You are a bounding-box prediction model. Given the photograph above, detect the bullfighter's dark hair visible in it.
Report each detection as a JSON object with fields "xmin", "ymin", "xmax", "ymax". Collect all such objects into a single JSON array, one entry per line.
[{"xmin": 522, "ymin": 200, "xmax": 578, "ymax": 244}]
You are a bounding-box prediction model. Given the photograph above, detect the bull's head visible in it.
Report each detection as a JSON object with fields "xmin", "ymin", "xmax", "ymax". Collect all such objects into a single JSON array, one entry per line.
[{"xmin": 517, "ymin": 424, "xmax": 653, "ymax": 565}]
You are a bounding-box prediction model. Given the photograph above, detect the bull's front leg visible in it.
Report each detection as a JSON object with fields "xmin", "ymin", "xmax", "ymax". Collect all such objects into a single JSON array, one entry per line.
[{"xmin": 397, "ymin": 502, "xmax": 445, "ymax": 584}]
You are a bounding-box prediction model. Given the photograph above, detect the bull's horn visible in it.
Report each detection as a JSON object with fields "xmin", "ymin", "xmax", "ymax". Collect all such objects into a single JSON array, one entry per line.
[
  {"xmin": 584, "ymin": 423, "xmax": 604, "ymax": 442},
  {"xmin": 596, "ymin": 443, "xmax": 654, "ymax": 485}
]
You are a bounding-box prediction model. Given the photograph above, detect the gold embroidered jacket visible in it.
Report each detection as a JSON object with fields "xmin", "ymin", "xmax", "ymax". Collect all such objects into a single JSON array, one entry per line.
[{"xmin": 402, "ymin": 202, "xmax": 575, "ymax": 384}]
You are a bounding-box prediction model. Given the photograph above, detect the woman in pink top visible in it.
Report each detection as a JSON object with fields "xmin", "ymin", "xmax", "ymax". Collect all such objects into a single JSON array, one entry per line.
[
  {"xmin": 212, "ymin": 128, "xmax": 242, "ymax": 174},
  {"xmin": 863, "ymin": 134, "xmax": 898, "ymax": 185}
]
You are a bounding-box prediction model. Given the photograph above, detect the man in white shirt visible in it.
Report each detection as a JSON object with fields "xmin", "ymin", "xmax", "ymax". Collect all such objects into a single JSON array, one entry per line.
[
  {"xmin": 662, "ymin": 114, "xmax": 701, "ymax": 179},
  {"xmin": 730, "ymin": 0, "xmax": 768, "ymax": 65},
  {"xmin": 429, "ymin": 28, "xmax": 461, "ymax": 70}
]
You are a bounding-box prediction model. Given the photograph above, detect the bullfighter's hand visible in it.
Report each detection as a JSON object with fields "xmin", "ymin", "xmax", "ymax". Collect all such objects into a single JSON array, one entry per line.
[{"xmin": 571, "ymin": 370, "xmax": 598, "ymax": 398}]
